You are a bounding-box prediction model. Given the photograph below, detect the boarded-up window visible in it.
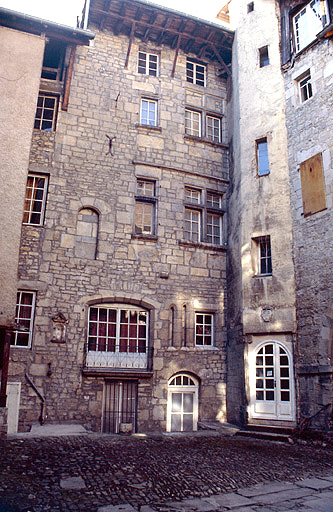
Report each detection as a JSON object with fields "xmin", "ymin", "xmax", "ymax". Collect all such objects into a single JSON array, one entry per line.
[
  {"xmin": 75, "ymin": 208, "xmax": 99, "ymax": 259},
  {"xmin": 300, "ymin": 153, "xmax": 326, "ymax": 216}
]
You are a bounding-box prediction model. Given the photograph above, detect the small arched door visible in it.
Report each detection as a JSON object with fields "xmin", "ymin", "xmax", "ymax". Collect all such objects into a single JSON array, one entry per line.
[
  {"xmin": 250, "ymin": 341, "xmax": 295, "ymax": 421},
  {"xmin": 167, "ymin": 374, "xmax": 199, "ymax": 432}
]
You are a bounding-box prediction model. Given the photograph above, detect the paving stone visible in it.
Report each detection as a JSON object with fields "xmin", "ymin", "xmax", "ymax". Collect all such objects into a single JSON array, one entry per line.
[
  {"xmin": 296, "ymin": 478, "xmax": 333, "ymax": 490},
  {"xmin": 252, "ymin": 487, "xmax": 314, "ymax": 505},
  {"xmin": 300, "ymin": 496, "xmax": 333, "ymax": 512},
  {"xmin": 237, "ymin": 481, "xmax": 295, "ymax": 497},
  {"xmin": 59, "ymin": 476, "xmax": 86, "ymax": 489},
  {"xmin": 97, "ymin": 505, "xmax": 137, "ymax": 512},
  {"xmin": 140, "ymin": 506, "xmax": 157, "ymax": 512},
  {"xmin": 319, "ymin": 476, "xmax": 333, "ymax": 483},
  {"xmin": 206, "ymin": 492, "xmax": 254, "ymax": 509},
  {"xmin": 178, "ymin": 497, "xmax": 219, "ymax": 511}
]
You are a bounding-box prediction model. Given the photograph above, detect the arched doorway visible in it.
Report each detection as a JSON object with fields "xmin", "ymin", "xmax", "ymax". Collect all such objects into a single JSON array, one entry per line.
[
  {"xmin": 249, "ymin": 341, "xmax": 295, "ymax": 421},
  {"xmin": 167, "ymin": 373, "xmax": 199, "ymax": 432}
]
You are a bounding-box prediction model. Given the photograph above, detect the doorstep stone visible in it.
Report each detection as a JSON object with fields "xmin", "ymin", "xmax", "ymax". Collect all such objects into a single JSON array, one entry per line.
[
  {"xmin": 252, "ymin": 487, "xmax": 314, "ymax": 505},
  {"xmin": 296, "ymin": 477, "xmax": 333, "ymax": 490}
]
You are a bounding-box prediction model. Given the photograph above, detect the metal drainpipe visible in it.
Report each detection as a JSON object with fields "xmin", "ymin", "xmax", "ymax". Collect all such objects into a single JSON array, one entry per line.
[{"xmin": 25, "ymin": 372, "xmax": 46, "ymax": 425}]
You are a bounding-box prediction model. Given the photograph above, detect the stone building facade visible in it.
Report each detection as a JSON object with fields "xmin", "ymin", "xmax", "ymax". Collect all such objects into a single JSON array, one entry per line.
[{"xmin": 1, "ymin": 2, "xmax": 233, "ymax": 433}]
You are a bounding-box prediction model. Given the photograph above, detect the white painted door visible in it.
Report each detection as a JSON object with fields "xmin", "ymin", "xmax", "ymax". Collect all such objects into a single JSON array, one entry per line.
[
  {"xmin": 7, "ymin": 382, "xmax": 21, "ymax": 434},
  {"xmin": 250, "ymin": 342, "xmax": 294, "ymax": 421},
  {"xmin": 167, "ymin": 374, "xmax": 198, "ymax": 432}
]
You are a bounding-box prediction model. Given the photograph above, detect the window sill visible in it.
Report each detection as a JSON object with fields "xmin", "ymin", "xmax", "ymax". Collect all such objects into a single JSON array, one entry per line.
[
  {"xmin": 179, "ymin": 240, "xmax": 226, "ymax": 251},
  {"xmin": 135, "ymin": 124, "xmax": 162, "ymax": 132},
  {"xmin": 22, "ymin": 223, "xmax": 45, "ymax": 228},
  {"xmin": 184, "ymin": 134, "xmax": 228, "ymax": 149},
  {"xmin": 131, "ymin": 233, "xmax": 158, "ymax": 242},
  {"xmin": 82, "ymin": 367, "xmax": 153, "ymax": 378},
  {"xmin": 253, "ymin": 273, "xmax": 272, "ymax": 278}
]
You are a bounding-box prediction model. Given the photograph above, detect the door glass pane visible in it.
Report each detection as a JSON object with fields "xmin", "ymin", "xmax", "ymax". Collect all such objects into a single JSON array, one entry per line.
[
  {"xmin": 256, "ymin": 390, "xmax": 264, "ymax": 400},
  {"xmin": 183, "ymin": 414, "xmax": 193, "ymax": 432},
  {"xmin": 281, "ymin": 391, "xmax": 290, "ymax": 401},
  {"xmin": 171, "ymin": 393, "xmax": 182, "ymax": 412},
  {"xmin": 266, "ymin": 391, "xmax": 274, "ymax": 401},
  {"xmin": 171, "ymin": 415, "xmax": 181, "ymax": 431},
  {"xmin": 183, "ymin": 393, "xmax": 193, "ymax": 413}
]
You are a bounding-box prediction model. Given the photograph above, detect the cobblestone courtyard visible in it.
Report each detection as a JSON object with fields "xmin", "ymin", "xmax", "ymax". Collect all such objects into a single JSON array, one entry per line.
[{"xmin": 0, "ymin": 433, "xmax": 332, "ymax": 512}]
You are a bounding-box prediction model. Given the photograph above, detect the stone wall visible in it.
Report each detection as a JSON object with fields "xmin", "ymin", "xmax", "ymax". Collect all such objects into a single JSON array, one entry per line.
[
  {"xmin": 283, "ymin": 37, "xmax": 333, "ymax": 428},
  {"xmin": 11, "ymin": 28, "xmax": 230, "ymax": 432}
]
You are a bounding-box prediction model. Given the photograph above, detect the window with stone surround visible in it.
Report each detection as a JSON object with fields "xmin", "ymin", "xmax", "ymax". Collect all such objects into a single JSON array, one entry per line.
[
  {"xmin": 11, "ymin": 291, "xmax": 36, "ymax": 348},
  {"xmin": 186, "ymin": 58, "xmax": 206, "ymax": 86},
  {"xmin": 293, "ymin": 0, "xmax": 329, "ymax": 53},
  {"xmin": 206, "ymin": 115, "xmax": 222, "ymax": 143},
  {"xmin": 252, "ymin": 236, "xmax": 272, "ymax": 276},
  {"xmin": 259, "ymin": 46, "xmax": 269, "ymax": 67},
  {"xmin": 86, "ymin": 304, "xmax": 149, "ymax": 369},
  {"xmin": 195, "ymin": 313, "xmax": 214, "ymax": 346},
  {"xmin": 134, "ymin": 178, "xmax": 157, "ymax": 236},
  {"xmin": 256, "ymin": 138, "xmax": 270, "ymax": 176},
  {"xmin": 138, "ymin": 51, "xmax": 158, "ymax": 76},
  {"xmin": 185, "ymin": 109, "xmax": 201, "ymax": 137},
  {"xmin": 23, "ymin": 173, "xmax": 48, "ymax": 226},
  {"xmin": 184, "ymin": 187, "xmax": 223, "ymax": 245},
  {"xmin": 34, "ymin": 93, "xmax": 59, "ymax": 131},
  {"xmin": 298, "ymin": 70, "xmax": 313, "ymax": 103},
  {"xmin": 140, "ymin": 99, "xmax": 158, "ymax": 126}
]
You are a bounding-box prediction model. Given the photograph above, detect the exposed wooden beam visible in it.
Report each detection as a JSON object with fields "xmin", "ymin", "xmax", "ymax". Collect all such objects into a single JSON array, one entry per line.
[
  {"xmin": 171, "ymin": 34, "xmax": 181, "ymax": 77},
  {"xmin": 185, "ymin": 38, "xmax": 194, "ymax": 53},
  {"xmin": 125, "ymin": 21, "xmax": 136, "ymax": 68},
  {"xmin": 62, "ymin": 45, "xmax": 76, "ymax": 111},
  {"xmin": 198, "ymin": 43, "xmax": 208, "ymax": 58},
  {"xmin": 210, "ymin": 43, "xmax": 231, "ymax": 76}
]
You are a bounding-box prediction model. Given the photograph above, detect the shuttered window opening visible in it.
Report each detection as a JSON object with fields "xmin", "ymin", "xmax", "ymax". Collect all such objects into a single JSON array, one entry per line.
[{"xmin": 300, "ymin": 153, "xmax": 326, "ymax": 216}]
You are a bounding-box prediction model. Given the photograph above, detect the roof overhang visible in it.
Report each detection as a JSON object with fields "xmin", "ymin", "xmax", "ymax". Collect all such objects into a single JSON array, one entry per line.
[
  {"xmin": 88, "ymin": 0, "xmax": 234, "ymax": 77},
  {"xmin": 0, "ymin": 7, "xmax": 95, "ymax": 45}
]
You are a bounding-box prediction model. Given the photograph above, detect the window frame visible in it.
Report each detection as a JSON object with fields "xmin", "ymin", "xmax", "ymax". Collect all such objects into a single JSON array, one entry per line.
[
  {"xmin": 186, "ymin": 58, "xmax": 207, "ymax": 87},
  {"xmin": 138, "ymin": 51, "xmax": 159, "ymax": 76},
  {"xmin": 11, "ymin": 291, "xmax": 36, "ymax": 349},
  {"xmin": 134, "ymin": 178, "xmax": 157, "ymax": 236},
  {"xmin": 87, "ymin": 304, "xmax": 149, "ymax": 355},
  {"xmin": 293, "ymin": 0, "xmax": 329, "ymax": 53},
  {"xmin": 256, "ymin": 138, "xmax": 270, "ymax": 177},
  {"xmin": 254, "ymin": 236, "xmax": 272, "ymax": 276},
  {"xmin": 23, "ymin": 173, "xmax": 49, "ymax": 226},
  {"xmin": 206, "ymin": 115, "xmax": 222, "ymax": 144},
  {"xmin": 195, "ymin": 312, "xmax": 214, "ymax": 347},
  {"xmin": 34, "ymin": 93, "xmax": 59, "ymax": 131},
  {"xmin": 259, "ymin": 46, "xmax": 270, "ymax": 67},
  {"xmin": 185, "ymin": 109, "xmax": 202, "ymax": 137},
  {"xmin": 298, "ymin": 70, "xmax": 313, "ymax": 103},
  {"xmin": 140, "ymin": 98, "xmax": 158, "ymax": 127},
  {"xmin": 184, "ymin": 187, "xmax": 224, "ymax": 245}
]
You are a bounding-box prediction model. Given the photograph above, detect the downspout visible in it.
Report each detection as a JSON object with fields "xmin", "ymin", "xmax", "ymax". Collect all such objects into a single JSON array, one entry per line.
[{"xmin": 25, "ymin": 372, "xmax": 46, "ymax": 425}]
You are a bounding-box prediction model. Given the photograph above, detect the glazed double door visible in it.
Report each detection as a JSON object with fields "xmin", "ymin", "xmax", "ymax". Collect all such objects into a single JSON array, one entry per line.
[{"xmin": 251, "ymin": 342, "xmax": 294, "ymax": 420}]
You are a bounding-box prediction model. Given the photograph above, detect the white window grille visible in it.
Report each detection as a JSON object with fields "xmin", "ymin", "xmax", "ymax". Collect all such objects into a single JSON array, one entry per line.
[
  {"xmin": 186, "ymin": 59, "xmax": 206, "ymax": 86},
  {"xmin": 140, "ymin": 99, "xmax": 157, "ymax": 126},
  {"xmin": 185, "ymin": 109, "xmax": 201, "ymax": 137},
  {"xmin": 23, "ymin": 174, "xmax": 48, "ymax": 225},
  {"xmin": 185, "ymin": 187, "xmax": 201, "ymax": 204},
  {"xmin": 34, "ymin": 94, "xmax": 58, "ymax": 131},
  {"xmin": 184, "ymin": 189, "xmax": 223, "ymax": 245},
  {"xmin": 87, "ymin": 305, "xmax": 149, "ymax": 369},
  {"xmin": 206, "ymin": 213, "xmax": 222, "ymax": 245},
  {"xmin": 195, "ymin": 313, "xmax": 214, "ymax": 346},
  {"xmin": 293, "ymin": 0, "xmax": 329, "ymax": 53},
  {"xmin": 138, "ymin": 51, "xmax": 158, "ymax": 76},
  {"xmin": 184, "ymin": 208, "xmax": 201, "ymax": 242},
  {"xmin": 206, "ymin": 115, "xmax": 221, "ymax": 143},
  {"xmin": 257, "ymin": 236, "xmax": 272, "ymax": 275},
  {"xmin": 298, "ymin": 71, "xmax": 313, "ymax": 103},
  {"xmin": 11, "ymin": 291, "xmax": 36, "ymax": 348},
  {"xmin": 135, "ymin": 179, "xmax": 156, "ymax": 235}
]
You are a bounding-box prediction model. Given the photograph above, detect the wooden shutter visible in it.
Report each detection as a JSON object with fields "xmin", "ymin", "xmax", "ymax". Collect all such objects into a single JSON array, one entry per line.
[{"xmin": 300, "ymin": 153, "xmax": 326, "ymax": 216}]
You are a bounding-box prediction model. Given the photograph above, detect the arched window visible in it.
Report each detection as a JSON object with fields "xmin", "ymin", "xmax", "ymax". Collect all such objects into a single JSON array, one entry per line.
[
  {"xmin": 75, "ymin": 208, "xmax": 99, "ymax": 259},
  {"xmin": 167, "ymin": 373, "xmax": 199, "ymax": 432},
  {"xmin": 86, "ymin": 304, "xmax": 149, "ymax": 370}
]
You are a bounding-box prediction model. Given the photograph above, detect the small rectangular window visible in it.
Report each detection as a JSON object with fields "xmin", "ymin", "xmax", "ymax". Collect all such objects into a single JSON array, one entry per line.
[
  {"xmin": 185, "ymin": 109, "xmax": 201, "ymax": 137},
  {"xmin": 206, "ymin": 192, "xmax": 222, "ymax": 209},
  {"xmin": 298, "ymin": 71, "xmax": 313, "ymax": 103},
  {"xmin": 11, "ymin": 291, "xmax": 36, "ymax": 348},
  {"xmin": 254, "ymin": 236, "xmax": 272, "ymax": 275},
  {"xmin": 186, "ymin": 59, "xmax": 206, "ymax": 87},
  {"xmin": 23, "ymin": 174, "xmax": 48, "ymax": 225},
  {"xmin": 195, "ymin": 313, "xmax": 214, "ymax": 346},
  {"xmin": 185, "ymin": 187, "xmax": 201, "ymax": 204},
  {"xmin": 257, "ymin": 139, "xmax": 270, "ymax": 176},
  {"xmin": 140, "ymin": 99, "xmax": 157, "ymax": 126},
  {"xmin": 138, "ymin": 51, "xmax": 158, "ymax": 76},
  {"xmin": 206, "ymin": 115, "xmax": 221, "ymax": 143},
  {"xmin": 259, "ymin": 46, "xmax": 269, "ymax": 67},
  {"xmin": 135, "ymin": 179, "xmax": 156, "ymax": 235},
  {"xmin": 34, "ymin": 93, "xmax": 58, "ymax": 131}
]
